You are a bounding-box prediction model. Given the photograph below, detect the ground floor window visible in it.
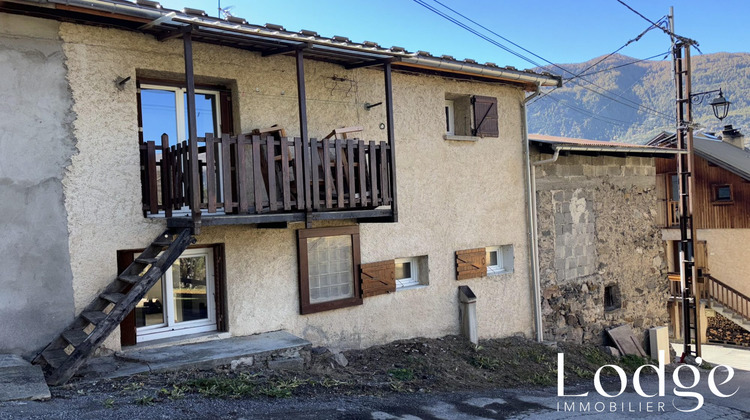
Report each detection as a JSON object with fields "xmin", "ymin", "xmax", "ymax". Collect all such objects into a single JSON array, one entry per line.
[
  {"xmin": 118, "ymin": 244, "xmax": 227, "ymax": 346},
  {"xmin": 297, "ymin": 226, "xmax": 362, "ymax": 314}
]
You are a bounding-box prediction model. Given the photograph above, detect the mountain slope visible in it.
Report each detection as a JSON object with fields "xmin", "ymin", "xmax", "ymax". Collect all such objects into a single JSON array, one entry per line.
[{"xmin": 527, "ymin": 52, "xmax": 750, "ymax": 143}]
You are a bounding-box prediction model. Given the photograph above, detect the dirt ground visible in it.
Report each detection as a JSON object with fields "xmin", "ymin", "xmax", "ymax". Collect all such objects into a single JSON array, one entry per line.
[{"xmin": 48, "ymin": 335, "xmax": 669, "ymax": 407}]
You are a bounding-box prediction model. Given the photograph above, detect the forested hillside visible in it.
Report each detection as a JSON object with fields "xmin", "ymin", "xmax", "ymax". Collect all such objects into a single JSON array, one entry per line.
[{"xmin": 527, "ymin": 52, "xmax": 750, "ymax": 143}]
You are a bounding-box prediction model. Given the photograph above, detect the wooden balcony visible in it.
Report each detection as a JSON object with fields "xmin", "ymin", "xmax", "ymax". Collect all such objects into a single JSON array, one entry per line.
[{"xmin": 140, "ymin": 133, "xmax": 396, "ymax": 227}]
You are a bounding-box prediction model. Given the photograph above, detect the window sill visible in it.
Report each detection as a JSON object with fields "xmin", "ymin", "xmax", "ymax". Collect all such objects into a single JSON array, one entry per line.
[
  {"xmin": 711, "ymin": 200, "xmax": 734, "ymax": 206},
  {"xmin": 444, "ymin": 134, "xmax": 480, "ymax": 142},
  {"xmin": 396, "ymin": 284, "xmax": 428, "ymax": 292},
  {"xmin": 487, "ymin": 268, "xmax": 513, "ymax": 277}
]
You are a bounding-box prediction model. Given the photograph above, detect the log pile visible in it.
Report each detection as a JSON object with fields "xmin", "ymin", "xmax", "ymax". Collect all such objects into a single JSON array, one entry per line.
[{"xmin": 707, "ymin": 312, "xmax": 750, "ymax": 346}]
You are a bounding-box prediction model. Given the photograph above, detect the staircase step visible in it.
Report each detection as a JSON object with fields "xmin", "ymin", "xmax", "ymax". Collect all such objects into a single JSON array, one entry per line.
[
  {"xmin": 42, "ymin": 350, "xmax": 69, "ymax": 369},
  {"xmin": 118, "ymin": 275, "xmax": 142, "ymax": 284},
  {"xmin": 81, "ymin": 311, "xmax": 107, "ymax": 325},
  {"xmin": 135, "ymin": 257, "xmax": 158, "ymax": 265},
  {"xmin": 100, "ymin": 293, "xmax": 125, "ymax": 303},
  {"xmin": 152, "ymin": 237, "xmax": 173, "ymax": 247},
  {"xmin": 62, "ymin": 329, "xmax": 89, "ymax": 347}
]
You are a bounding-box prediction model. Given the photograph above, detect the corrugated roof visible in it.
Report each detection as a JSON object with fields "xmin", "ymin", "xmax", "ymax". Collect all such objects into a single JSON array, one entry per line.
[
  {"xmin": 529, "ymin": 134, "xmax": 648, "ymax": 148},
  {"xmin": 0, "ymin": 0, "xmax": 562, "ymax": 89}
]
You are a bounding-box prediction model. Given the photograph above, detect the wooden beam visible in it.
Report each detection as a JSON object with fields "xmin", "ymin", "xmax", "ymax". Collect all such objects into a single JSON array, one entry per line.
[
  {"xmin": 183, "ymin": 31, "xmax": 201, "ymax": 233},
  {"xmin": 384, "ymin": 61, "xmax": 398, "ymax": 222}
]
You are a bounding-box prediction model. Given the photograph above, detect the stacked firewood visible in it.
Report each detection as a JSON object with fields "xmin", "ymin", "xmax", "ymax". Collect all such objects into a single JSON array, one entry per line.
[{"xmin": 707, "ymin": 313, "xmax": 750, "ymax": 345}]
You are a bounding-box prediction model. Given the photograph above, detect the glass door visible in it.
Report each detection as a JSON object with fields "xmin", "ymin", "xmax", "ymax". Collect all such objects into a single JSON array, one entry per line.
[{"xmin": 135, "ymin": 248, "xmax": 216, "ymax": 342}]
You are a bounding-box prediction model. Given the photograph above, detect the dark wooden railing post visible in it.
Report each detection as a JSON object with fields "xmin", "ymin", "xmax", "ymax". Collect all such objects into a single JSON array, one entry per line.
[
  {"xmin": 160, "ymin": 134, "xmax": 173, "ymax": 218},
  {"xmin": 295, "ymin": 48, "xmax": 312, "ymax": 213},
  {"xmin": 183, "ymin": 29, "xmax": 201, "ymax": 233},
  {"xmin": 384, "ymin": 60, "xmax": 398, "ymax": 221}
]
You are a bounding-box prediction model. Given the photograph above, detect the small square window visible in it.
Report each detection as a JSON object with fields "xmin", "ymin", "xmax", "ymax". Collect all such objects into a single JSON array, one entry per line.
[
  {"xmin": 712, "ymin": 184, "xmax": 733, "ymax": 204},
  {"xmin": 297, "ymin": 226, "xmax": 362, "ymax": 314},
  {"xmin": 395, "ymin": 257, "xmax": 419, "ymax": 289},
  {"xmin": 486, "ymin": 245, "xmax": 514, "ymax": 275}
]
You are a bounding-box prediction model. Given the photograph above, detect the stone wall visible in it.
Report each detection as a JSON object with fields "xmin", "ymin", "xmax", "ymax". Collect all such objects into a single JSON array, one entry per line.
[{"xmin": 534, "ymin": 151, "xmax": 669, "ymax": 345}]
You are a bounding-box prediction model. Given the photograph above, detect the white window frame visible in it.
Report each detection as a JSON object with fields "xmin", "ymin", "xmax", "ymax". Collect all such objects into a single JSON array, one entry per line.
[
  {"xmin": 445, "ymin": 100, "xmax": 455, "ymax": 135},
  {"xmin": 395, "ymin": 257, "xmax": 420, "ymax": 289},
  {"xmin": 486, "ymin": 246, "xmax": 512, "ymax": 276},
  {"xmin": 140, "ymin": 84, "xmax": 223, "ymax": 142},
  {"xmin": 136, "ymin": 247, "xmax": 217, "ymax": 342}
]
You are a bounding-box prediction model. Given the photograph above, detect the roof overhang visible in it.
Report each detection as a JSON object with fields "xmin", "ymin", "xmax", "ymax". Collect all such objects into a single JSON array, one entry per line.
[
  {"xmin": 0, "ymin": 0, "xmax": 561, "ymax": 90},
  {"xmin": 530, "ymin": 138, "xmax": 684, "ymax": 158}
]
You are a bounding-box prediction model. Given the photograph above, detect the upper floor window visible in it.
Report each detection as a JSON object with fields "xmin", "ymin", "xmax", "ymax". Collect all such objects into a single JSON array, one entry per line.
[
  {"xmin": 444, "ymin": 93, "xmax": 498, "ymax": 139},
  {"xmin": 138, "ymin": 82, "xmax": 232, "ymax": 146},
  {"xmin": 712, "ymin": 184, "xmax": 733, "ymax": 204}
]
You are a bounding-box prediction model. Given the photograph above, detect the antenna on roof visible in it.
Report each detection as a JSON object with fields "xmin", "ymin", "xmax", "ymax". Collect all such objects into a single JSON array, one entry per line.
[{"xmin": 218, "ymin": 0, "xmax": 234, "ymax": 19}]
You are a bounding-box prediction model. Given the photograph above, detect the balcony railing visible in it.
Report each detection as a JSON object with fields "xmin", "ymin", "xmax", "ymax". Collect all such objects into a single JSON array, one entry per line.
[
  {"xmin": 666, "ymin": 200, "xmax": 679, "ymax": 228},
  {"xmin": 140, "ymin": 134, "xmax": 395, "ymax": 224}
]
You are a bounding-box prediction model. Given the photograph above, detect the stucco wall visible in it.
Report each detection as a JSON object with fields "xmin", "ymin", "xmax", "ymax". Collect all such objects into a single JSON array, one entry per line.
[
  {"xmin": 534, "ymin": 152, "xmax": 669, "ymax": 345},
  {"xmin": 58, "ymin": 23, "xmax": 533, "ymax": 352},
  {"xmin": 662, "ymin": 228, "xmax": 750, "ymax": 297},
  {"xmin": 0, "ymin": 14, "xmax": 76, "ymax": 357}
]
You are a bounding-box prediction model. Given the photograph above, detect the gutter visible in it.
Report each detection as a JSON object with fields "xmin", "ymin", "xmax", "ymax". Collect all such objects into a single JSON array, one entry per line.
[{"xmin": 522, "ymin": 83, "xmax": 544, "ymax": 343}]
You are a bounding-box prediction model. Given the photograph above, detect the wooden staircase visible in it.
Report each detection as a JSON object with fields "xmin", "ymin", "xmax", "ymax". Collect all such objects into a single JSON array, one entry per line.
[{"xmin": 32, "ymin": 228, "xmax": 194, "ymax": 385}]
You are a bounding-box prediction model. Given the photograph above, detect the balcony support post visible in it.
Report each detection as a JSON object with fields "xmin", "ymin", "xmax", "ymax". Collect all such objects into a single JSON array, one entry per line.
[
  {"xmin": 383, "ymin": 60, "xmax": 398, "ymax": 222},
  {"xmin": 183, "ymin": 29, "xmax": 201, "ymax": 233},
  {"xmin": 295, "ymin": 48, "xmax": 311, "ymax": 211}
]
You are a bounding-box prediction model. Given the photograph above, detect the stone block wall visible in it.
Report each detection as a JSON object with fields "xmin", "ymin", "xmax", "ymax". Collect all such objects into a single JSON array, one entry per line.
[{"xmin": 534, "ymin": 151, "xmax": 669, "ymax": 345}]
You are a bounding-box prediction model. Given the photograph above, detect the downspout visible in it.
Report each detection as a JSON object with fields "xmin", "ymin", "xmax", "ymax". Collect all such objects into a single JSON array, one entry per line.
[{"xmin": 522, "ymin": 83, "xmax": 544, "ymax": 342}]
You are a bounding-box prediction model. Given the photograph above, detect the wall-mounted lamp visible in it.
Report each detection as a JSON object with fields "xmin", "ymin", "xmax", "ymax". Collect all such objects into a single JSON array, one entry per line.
[
  {"xmin": 690, "ymin": 88, "xmax": 731, "ymax": 121},
  {"xmin": 115, "ymin": 76, "xmax": 131, "ymax": 91},
  {"xmin": 364, "ymin": 101, "xmax": 382, "ymax": 111}
]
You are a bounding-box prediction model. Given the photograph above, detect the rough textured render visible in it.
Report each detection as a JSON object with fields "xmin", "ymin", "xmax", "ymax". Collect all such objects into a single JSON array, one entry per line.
[
  {"xmin": 56, "ymin": 22, "xmax": 534, "ymax": 353},
  {"xmin": 534, "ymin": 152, "xmax": 669, "ymax": 345},
  {"xmin": 0, "ymin": 14, "xmax": 76, "ymax": 358}
]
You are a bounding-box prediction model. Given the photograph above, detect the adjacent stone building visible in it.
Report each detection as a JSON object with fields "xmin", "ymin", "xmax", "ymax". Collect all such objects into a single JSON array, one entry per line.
[{"xmin": 530, "ymin": 135, "xmax": 678, "ymax": 344}]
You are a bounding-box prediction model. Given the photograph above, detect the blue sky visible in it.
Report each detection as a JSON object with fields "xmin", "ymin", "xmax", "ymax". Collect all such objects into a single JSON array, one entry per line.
[{"xmin": 155, "ymin": 0, "xmax": 749, "ymax": 70}]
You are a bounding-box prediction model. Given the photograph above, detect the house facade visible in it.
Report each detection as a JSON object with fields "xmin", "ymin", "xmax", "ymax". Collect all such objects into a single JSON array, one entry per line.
[
  {"xmin": 649, "ymin": 128, "xmax": 750, "ymax": 336},
  {"xmin": 529, "ymin": 135, "xmax": 676, "ymax": 345},
  {"xmin": 0, "ymin": 0, "xmax": 561, "ymax": 381}
]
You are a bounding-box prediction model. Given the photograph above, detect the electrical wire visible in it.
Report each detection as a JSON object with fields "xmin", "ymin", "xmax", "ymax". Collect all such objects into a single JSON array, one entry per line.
[
  {"xmin": 415, "ymin": 0, "xmax": 673, "ymax": 122},
  {"xmin": 614, "ymin": 0, "xmax": 701, "ymax": 52},
  {"xmin": 537, "ymin": 94, "xmax": 630, "ymax": 126},
  {"xmin": 567, "ymin": 51, "xmax": 670, "ymax": 80}
]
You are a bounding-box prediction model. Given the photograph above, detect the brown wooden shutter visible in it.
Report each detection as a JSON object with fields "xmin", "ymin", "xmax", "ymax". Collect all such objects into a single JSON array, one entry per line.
[
  {"xmin": 361, "ymin": 260, "xmax": 396, "ymax": 297},
  {"xmin": 456, "ymin": 248, "xmax": 487, "ymax": 280},
  {"xmin": 472, "ymin": 95, "xmax": 498, "ymax": 137}
]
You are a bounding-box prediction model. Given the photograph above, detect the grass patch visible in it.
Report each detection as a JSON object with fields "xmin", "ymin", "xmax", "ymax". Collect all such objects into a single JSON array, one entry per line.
[
  {"xmin": 185, "ymin": 374, "xmax": 305, "ymax": 399},
  {"xmin": 388, "ymin": 368, "xmax": 415, "ymax": 382},
  {"xmin": 102, "ymin": 398, "xmax": 114, "ymax": 409},
  {"xmin": 134, "ymin": 396, "xmax": 155, "ymax": 406},
  {"xmin": 470, "ymin": 355, "xmax": 500, "ymax": 371},
  {"xmin": 619, "ymin": 355, "xmax": 649, "ymax": 372}
]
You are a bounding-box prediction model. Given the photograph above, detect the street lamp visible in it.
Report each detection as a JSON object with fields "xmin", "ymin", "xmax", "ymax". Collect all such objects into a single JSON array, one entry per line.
[
  {"xmin": 709, "ymin": 90, "xmax": 731, "ymax": 121},
  {"xmin": 690, "ymin": 88, "xmax": 731, "ymax": 122}
]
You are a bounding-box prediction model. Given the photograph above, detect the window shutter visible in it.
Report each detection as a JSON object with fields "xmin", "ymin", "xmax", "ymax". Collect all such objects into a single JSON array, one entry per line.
[
  {"xmin": 456, "ymin": 248, "xmax": 487, "ymax": 280},
  {"xmin": 361, "ymin": 260, "xmax": 396, "ymax": 297},
  {"xmin": 472, "ymin": 95, "xmax": 498, "ymax": 137}
]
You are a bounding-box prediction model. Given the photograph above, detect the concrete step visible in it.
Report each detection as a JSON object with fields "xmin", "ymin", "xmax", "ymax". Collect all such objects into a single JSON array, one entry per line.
[
  {"xmin": 78, "ymin": 330, "xmax": 311, "ymax": 381},
  {"xmin": 0, "ymin": 355, "xmax": 50, "ymax": 402}
]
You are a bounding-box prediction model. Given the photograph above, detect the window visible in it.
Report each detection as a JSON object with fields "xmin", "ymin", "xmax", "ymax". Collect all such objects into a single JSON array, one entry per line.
[
  {"xmin": 486, "ymin": 245, "xmax": 514, "ymax": 275},
  {"xmin": 395, "ymin": 257, "xmax": 424, "ymax": 289},
  {"xmin": 445, "ymin": 100, "xmax": 455, "ymax": 135},
  {"xmin": 138, "ymin": 82, "xmax": 231, "ymax": 145},
  {"xmin": 118, "ymin": 244, "xmax": 228, "ymax": 346},
  {"xmin": 444, "ymin": 93, "xmax": 498, "ymax": 139},
  {"xmin": 297, "ymin": 226, "xmax": 362, "ymax": 314},
  {"xmin": 712, "ymin": 184, "xmax": 733, "ymax": 204}
]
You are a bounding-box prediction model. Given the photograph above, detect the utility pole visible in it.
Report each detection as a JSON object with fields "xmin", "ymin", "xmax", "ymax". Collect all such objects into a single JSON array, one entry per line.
[{"xmin": 670, "ymin": 8, "xmax": 701, "ymax": 359}]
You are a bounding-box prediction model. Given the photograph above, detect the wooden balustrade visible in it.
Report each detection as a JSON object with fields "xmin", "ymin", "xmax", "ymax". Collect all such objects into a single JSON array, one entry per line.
[
  {"xmin": 706, "ymin": 275, "xmax": 750, "ymax": 322},
  {"xmin": 140, "ymin": 134, "xmax": 394, "ymax": 219},
  {"xmin": 666, "ymin": 200, "xmax": 679, "ymax": 228}
]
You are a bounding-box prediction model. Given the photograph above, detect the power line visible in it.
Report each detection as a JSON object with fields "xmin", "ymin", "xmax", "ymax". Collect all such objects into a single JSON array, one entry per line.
[
  {"xmin": 566, "ymin": 51, "xmax": 670, "ymax": 80},
  {"xmin": 535, "ymin": 94, "xmax": 630, "ymax": 127},
  {"xmin": 614, "ymin": 0, "xmax": 700, "ymax": 49},
  {"xmin": 416, "ymin": 0, "xmax": 672, "ymax": 121}
]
